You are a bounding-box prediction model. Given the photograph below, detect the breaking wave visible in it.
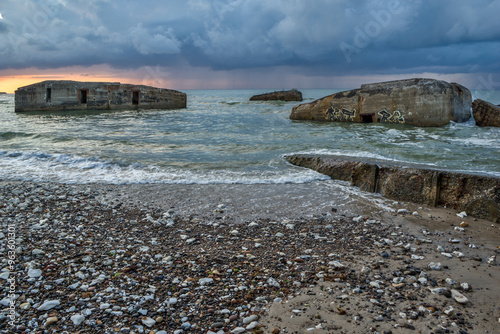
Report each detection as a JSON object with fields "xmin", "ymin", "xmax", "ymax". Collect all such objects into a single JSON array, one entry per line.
[{"xmin": 0, "ymin": 151, "xmax": 329, "ymax": 185}]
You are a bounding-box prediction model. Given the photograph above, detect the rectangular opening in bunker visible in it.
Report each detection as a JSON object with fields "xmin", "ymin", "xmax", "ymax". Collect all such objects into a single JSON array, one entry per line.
[
  {"xmin": 132, "ymin": 91, "xmax": 140, "ymax": 105},
  {"xmin": 46, "ymin": 88, "xmax": 51, "ymax": 102},
  {"xmin": 79, "ymin": 89, "xmax": 88, "ymax": 104},
  {"xmin": 361, "ymin": 114, "xmax": 374, "ymax": 123}
]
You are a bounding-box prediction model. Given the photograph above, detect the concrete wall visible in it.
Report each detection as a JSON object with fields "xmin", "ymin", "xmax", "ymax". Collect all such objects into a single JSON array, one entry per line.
[
  {"xmin": 285, "ymin": 154, "xmax": 500, "ymax": 222},
  {"xmin": 15, "ymin": 80, "xmax": 186, "ymax": 112},
  {"xmin": 290, "ymin": 78, "xmax": 472, "ymax": 127}
]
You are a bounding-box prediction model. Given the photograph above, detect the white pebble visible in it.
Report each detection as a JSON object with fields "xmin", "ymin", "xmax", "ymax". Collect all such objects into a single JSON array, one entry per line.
[
  {"xmin": 443, "ymin": 306, "xmax": 455, "ymax": 315},
  {"xmin": 328, "ymin": 260, "xmax": 344, "ymax": 268},
  {"xmin": 246, "ymin": 321, "xmax": 259, "ymax": 330},
  {"xmin": 243, "ymin": 314, "xmax": 258, "ymax": 324},
  {"xmin": 451, "ymin": 289, "xmax": 468, "ymax": 304},
  {"xmin": 142, "ymin": 317, "xmax": 156, "ymax": 327},
  {"xmin": 267, "ymin": 277, "xmax": 280, "ymax": 288},
  {"xmin": 32, "ymin": 249, "xmax": 45, "ymax": 256},
  {"xmin": 70, "ymin": 314, "xmax": 85, "ymax": 326},
  {"xmin": 199, "ymin": 278, "xmax": 214, "ymax": 285},
  {"xmin": 28, "ymin": 269, "xmax": 42, "ymax": 278},
  {"xmin": 428, "ymin": 262, "xmax": 442, "ymax": 270},
  {"xmin": 353, "ymin": 216, "xmax": 364, "ymax": 223},
  {"xmin": 37, "ymin": 300, "xmax": 60, "ymax": 311}
]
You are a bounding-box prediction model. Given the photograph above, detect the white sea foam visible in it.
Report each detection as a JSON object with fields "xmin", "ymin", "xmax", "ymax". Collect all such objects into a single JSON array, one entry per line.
[
  {"xmin": 0, "ymin": 151, "xmax": 329, "ymax": 185},
  {"xmin": 446, "ymin": 137, "xmax": 500, "ymax": 148},
  {"xmin": 288, "ymin": 149, "xmax": 406, "ymax": 163}
]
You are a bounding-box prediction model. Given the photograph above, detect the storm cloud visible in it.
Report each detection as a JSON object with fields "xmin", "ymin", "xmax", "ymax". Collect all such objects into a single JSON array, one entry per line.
[{"xmin": 1, "ymin": 0, "xmax": 499, "ymax": 87}]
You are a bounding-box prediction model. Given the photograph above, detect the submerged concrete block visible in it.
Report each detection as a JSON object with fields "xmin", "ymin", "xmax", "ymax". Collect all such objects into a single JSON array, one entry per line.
[
  {"xmin": 290, "ymin": 78, "xmax": 472, "ymax": 127},
  {"xmin": 15, "ymin": 80, "xmax": 186, "ymax": 112},
  {"xmin": 472, "ymin": 99, "xmax": 500, "ymax": 127},
  {"xmin": 250, "ymin": 89, "xmax": 303, "ymax": 101}
]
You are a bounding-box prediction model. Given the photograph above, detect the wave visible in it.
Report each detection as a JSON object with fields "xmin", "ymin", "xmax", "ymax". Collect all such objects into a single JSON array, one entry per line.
[
  {"xmin": 0, "ymin": 131, "xmax": 36, "ymax": 140},
  {"xmin": 287, "ymin": 148, "xmax": 413, "ymax": 164},
  {"xmin": 219, "ymin": 101, "xmax": 242, "ymax": 106},
  {"xmin": 0, "ymin": 151, "xmax": 329, "ymax": 185}
]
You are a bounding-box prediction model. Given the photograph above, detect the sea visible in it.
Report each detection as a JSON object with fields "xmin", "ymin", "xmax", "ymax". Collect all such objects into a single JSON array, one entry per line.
[{"xmin": 0, "ymin": 89, "xmax": 499, "ymax": 185}]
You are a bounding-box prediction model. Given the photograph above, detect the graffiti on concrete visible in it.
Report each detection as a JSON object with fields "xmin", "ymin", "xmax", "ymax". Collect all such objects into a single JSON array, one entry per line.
[
  {"xmin": 378, "ymin": 109, "xmax": 405, "ymax": 124},
  {"xmin": 325, "ymin": 106, "xmax": 356, "ymax": 121}
]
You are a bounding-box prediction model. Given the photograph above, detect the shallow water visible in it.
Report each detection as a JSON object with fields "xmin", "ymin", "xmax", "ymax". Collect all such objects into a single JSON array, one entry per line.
[{"xmin": 0, "ymin": 89, "xmax": 499, "ymax": 184}]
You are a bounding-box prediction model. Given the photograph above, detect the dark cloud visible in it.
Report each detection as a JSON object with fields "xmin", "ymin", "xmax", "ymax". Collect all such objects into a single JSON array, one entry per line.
[
  {"xmin": 0, "ymin": 18, "xmax": 7, "ymax": 33},
  {"xmin": 0, "ymin": 0, "xmax": 499, "ymax": 81}
]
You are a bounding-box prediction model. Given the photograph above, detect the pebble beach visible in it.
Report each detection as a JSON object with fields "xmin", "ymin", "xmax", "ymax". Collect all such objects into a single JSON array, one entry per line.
[{"xmin": 1, "ymin": 180, "xmax": 499, "ymax": 334}]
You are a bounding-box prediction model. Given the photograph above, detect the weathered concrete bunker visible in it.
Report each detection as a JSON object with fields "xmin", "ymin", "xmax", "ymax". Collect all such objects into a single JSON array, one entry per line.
[
  {"xmin": 290, "ymin": 78, "xmax": 472, "ymax": 127},
  {"xmin": 15, "ymin": 80, "xmax": 186, "ymax": 112}
]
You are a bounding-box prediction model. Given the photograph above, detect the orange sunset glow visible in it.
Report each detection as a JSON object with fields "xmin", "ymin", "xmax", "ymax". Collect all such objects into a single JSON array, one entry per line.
[{"xmin": 0, "ymin": 65, "xmax": 176, "ymax": 94}]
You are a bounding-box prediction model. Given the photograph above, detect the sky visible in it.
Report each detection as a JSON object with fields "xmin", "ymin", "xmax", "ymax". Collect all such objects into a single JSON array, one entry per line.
[{"xmin": 1, "ymin": 0, "xmax": 500, "ymax": 93}]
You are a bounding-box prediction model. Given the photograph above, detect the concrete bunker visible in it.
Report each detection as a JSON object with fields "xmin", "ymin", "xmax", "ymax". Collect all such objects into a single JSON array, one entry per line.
[
  {"xmin": 290, "ymin": 78, "xmax": 472, "ymax": 127},
  {"xmin": 15, "ymin": 80, "xmax": 187, "ymax": 112}
]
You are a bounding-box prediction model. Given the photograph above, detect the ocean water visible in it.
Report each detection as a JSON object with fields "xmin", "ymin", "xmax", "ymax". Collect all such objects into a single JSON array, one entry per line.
[{"xmin": 0, "ymin": 89, "xmax": 499, "ymax": 184}]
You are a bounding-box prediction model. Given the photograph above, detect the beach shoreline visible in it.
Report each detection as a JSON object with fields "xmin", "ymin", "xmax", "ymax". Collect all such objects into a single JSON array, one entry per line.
[{"xmin": 1, "ymin": 180, "xmax": 499, "ymax": 333}]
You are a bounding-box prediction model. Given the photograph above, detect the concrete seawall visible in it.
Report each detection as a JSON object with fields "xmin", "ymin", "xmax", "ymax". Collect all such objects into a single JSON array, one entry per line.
[{"xmin": 285, "ymin": 154, "xmax": 500, "ymax": 222}]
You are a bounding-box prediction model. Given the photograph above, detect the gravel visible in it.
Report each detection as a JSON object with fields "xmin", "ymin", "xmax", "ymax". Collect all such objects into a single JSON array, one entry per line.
[{"xmin": 1, "ymin": 181, "xmax": 499, "ymax": 333}]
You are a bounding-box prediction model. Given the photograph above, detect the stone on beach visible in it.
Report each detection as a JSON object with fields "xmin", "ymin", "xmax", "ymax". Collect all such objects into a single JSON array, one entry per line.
[
  {"xmin": 27, "ymin": 268, "xmax": 42, "ymax": 278},
  {"xmin": 37, "ymin": 300, "xmax": 60, "ymax": 311},
  {"xmin": 45, "ymin": 316, "xmax": 58, "ymax": 326},
  {"xmin": 465, "ymin": 197, "xmax": 500, "ymax": 224},
  {"xmin": 451, "ymin": 289, "xmax": 469, "ymax": 304},
  {"xmin": 428, "ymin": 262, "xmax": 443, "ymax": 270},
  {"xmin": 243, "ymin": 314, "xmax": 259, "ymax": 324},
  {"xmin": 70, "ymin": 314, "xmax": 85, "ymax": 325},
  {"xmin": 32, "ymin": 249, "xmax": 45, "ymax": 256},
  {"xmin": 141, "ymin": 317, "xmax": 156, "ymax": 327},
  {"xmin": 1, "ymin": 181, "xmax": 499, "ymax": 333}
]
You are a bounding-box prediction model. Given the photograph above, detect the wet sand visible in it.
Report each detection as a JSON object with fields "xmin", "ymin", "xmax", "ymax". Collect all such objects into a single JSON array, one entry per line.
[
  {"xmin": 94, "ymin": 180, "xmax": 394, "ymax": 221},
  {"xmin": 1, "ymin": 180, "xmax": 499, "ymax": 333}
]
